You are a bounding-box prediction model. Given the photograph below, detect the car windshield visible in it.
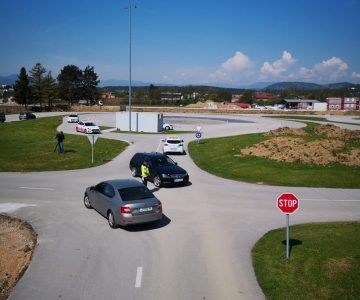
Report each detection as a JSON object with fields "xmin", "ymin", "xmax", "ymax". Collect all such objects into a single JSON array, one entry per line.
[
  {"xmin": 69, "ymin": 114, "xmax": 77, "ymax": 117},
  {"xmin": 150, "ymin": 156, "xmax": 175, "ymax": 167},
  {"xmin": 118, "ymin": 186, "xmax": 154, "ymax": 201},
  {"xmin": 85, "ymin": 122, "xmax": 96, "ymax": 126}
]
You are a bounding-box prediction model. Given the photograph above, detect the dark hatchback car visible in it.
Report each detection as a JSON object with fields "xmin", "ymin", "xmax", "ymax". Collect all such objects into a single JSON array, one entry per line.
[
  {"xmin": 19, "ymin": 112, "xmax": 36, "ymax": 120},
  {"xmin": 129, "ymin": 152, "xmax": 189, "ymax": 188}
]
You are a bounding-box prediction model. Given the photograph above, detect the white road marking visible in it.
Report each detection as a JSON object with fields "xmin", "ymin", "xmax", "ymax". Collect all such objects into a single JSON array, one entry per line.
[
  {"xmin": 302, "ymin": 198, "xmax": 360, "ymax": 202},
  {"xmin": 135, "ymin": 267, "xmax": 143, "ymax": 288},
  {"xmin": 0, "ymin": 203, "xmax": 37, "ymax": 213},
  {"xmin": 19, "ymin": 186, "xmax": 54, "ymax": 191}
]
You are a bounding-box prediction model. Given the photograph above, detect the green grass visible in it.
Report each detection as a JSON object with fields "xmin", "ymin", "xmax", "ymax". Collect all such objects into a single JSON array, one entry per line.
[
  {"xmin": 252, "ymin": 222, "xmax": 360, "ymax": 300},
  {"xmin": 0, "ymin": 117, "xmax": 128, "ymax": 171},
  {"xmin": 188, "ymin": 123, "xmax": 360, "ymax": 188}
]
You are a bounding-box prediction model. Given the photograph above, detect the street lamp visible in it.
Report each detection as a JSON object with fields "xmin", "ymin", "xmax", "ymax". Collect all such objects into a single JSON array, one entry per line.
[{"xmin": 124, "ymin": 4, "xmax": 136, "ymax": 131}]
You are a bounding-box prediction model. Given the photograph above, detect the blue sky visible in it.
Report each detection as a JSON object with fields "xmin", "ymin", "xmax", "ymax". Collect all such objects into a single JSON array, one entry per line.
[{"xmin": 1, "ymin": 0, "xmax": 360, "ymax": 87}]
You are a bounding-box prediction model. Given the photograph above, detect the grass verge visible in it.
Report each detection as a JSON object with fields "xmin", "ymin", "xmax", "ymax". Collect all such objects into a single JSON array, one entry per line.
[
  {"xmin": 188, "ymin": 123, "xmax": 360, "ymax": 188},
  {"xmin": 252, "ymin": 222, "xmax": 360, "ymax": 299},
  {"xmin": 0, "ymin": 117, "xmax": 128, "ymax": 171}
]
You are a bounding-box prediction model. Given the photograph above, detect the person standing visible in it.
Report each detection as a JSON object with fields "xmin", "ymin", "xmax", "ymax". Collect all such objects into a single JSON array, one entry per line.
[
  {"xmin": 141, "ymin": 159, "xmax": 150, "ymax": 187},
  {"xmin": 55, "ymin": 131, "xmax": 65, "ymax": 153}
]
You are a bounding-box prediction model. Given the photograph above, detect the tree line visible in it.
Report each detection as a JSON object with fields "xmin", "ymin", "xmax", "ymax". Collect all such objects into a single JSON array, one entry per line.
[{"xmin": 13, "ymin": 63, "xmax": 100, "ymax": 107}]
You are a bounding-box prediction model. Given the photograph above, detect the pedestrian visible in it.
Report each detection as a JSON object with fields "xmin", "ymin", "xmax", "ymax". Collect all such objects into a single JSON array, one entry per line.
[
  {"xmin": 55, "ymin": 131, "xmax": 65, "ymax": 153},
  {"xmin": 141, "ymin": 159, "xmax": 150, "ymax": 187}
]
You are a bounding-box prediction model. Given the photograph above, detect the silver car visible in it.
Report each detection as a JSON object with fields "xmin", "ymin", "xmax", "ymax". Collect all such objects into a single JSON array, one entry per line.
[{"xmin": 84, "ymin": 179, "xmax": 163, "ymax": 228}]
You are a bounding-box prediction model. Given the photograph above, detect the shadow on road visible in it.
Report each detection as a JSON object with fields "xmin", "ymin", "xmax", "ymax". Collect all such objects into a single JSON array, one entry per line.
[{"xmin": 121, "ymin": 214, "xmax": 171, "ymax": 232}]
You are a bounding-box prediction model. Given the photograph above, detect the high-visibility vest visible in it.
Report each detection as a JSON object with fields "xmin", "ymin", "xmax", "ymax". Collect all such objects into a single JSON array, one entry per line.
[{"xmin": 141, "ymin": 164, "xmax": 150, "ymax": 177}]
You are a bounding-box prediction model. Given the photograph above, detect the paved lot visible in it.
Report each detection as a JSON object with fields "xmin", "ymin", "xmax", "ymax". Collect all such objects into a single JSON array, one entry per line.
[{"xmin": 1, "ymin": 113, "xmax": 360, "ymax": 300}]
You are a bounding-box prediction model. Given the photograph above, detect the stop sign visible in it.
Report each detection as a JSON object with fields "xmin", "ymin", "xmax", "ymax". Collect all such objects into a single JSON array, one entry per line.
[{"xmin": 277, "ymin": 193, "xmax": 299, "ymax": 214}]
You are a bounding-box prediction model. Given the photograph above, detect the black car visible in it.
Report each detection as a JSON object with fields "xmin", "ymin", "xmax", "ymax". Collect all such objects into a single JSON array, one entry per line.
[
  {"xmin": 19, "ymin": 112, "xmax": 36, "ymax": 120},
  {"xmin": 129, "ymin": 152, "xmax": 189, "ymax": 188},
  {"xmin": 0, "ymin": 112, "xmax": 5, "ymax": 123}
]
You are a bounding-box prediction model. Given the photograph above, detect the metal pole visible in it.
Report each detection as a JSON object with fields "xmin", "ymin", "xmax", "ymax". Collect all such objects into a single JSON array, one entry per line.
[
  {"xmin": 128, "ymin": 5, "xmax": 133, "ymax": 132},
  {"xmin": 286, "ymin": 214, "xmax": 290, "ymax": 259},
  {"xmin": 91, "ymin": 136, "xmax": 94, "ymax": 164}
]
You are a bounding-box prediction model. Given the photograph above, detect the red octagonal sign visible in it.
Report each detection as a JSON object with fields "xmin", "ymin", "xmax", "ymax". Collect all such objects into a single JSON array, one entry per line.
[{"xmin": 277, "ymin": 193, "xmax": 299, "ymax": 214}]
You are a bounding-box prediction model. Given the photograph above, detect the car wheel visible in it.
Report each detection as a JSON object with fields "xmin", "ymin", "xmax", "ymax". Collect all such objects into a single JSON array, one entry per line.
[
  {"xmin": 131, "ymin": 167, "xmax": 138, "ymax": 177},
  {"xmin": 153, "ymin": 175, "xmax": 162, "ymax": 188},
  {"xmin": 84, "ymin": 193, "xmax": 92, "ymax": 209},
  {"xmin": 108, "ymin": 211, "xmax": 117, "ymax": 228},
  {"xmin": 165, "ymin": 126, "xmax": 170, "ymax": 130}
]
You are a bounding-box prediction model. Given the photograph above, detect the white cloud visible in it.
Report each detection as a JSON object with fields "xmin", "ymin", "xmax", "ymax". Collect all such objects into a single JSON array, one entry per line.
[
  {"xmin": 212, "ymin": 51, "xmax": 254, "ymax": 82},
  {"xmin": 260, "ymin": 51, "xmax": 297, "ymax": 78},
  {"xmin": 351, "ymin": 72, "xmax": 360, "ymax": 79},
  {"xmin": 313, "ymin": 57, "xmax": 348, "ymax": 81}
]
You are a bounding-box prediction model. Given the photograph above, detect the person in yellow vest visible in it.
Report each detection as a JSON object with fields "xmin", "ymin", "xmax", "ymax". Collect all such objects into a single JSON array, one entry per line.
[{"xmin": 141, "ymin": 159, "xmax": 150, "ymax": 187}]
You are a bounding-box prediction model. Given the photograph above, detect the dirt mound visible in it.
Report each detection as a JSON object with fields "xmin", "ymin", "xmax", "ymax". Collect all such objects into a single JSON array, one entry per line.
[
  {"xmin": 240, "ymin": 125, "xmax": 360, "ymax": 166},
  {"xmin": 265, "ymin": 127, "xmax": 306, "ymax": 136},
  {"xmin": 0, "ymin": 215, "xmax": 37, "ymax": 300},
  {"xmin": 314, "ymin": 124, "xmax": 360, "ymax": 139}
]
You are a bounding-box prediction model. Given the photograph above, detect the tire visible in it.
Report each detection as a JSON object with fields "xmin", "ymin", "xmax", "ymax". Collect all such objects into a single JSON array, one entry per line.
[
  {"xmin": 165, "ymin": 126, "xmax": 170, "ymax": 130},
  {"xmin": 131, "ymin": 167, "xmax": 138, "ymax": 177},
  {"xmin": 84, "ymin": 193, "xmax": 92, "ymax": 209},
  {"xmin": 153, "ymin": 175, "xmax": 162, "ymax": 188},
  {"xmin": 108, "ymin": 211, "xmax": 117, "ymax": 228}
]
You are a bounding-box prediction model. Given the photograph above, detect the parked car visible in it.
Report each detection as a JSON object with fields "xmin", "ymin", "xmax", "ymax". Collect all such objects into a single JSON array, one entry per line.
[
  {"xmin": 76, "ymin": 121, "xmax": 101, "ymax": 134},
  {"xmin": 19, "ymin": 112, "xmax": 36, "ymax": 120},
  {"xmin": 0, "ymin": 112, "xmax": 5, "ymax": 123},
  {"xmin": 162, "ymin": 136, "xmax": 185, "ymax": 154},
  {"xmin": 67, "ymin": 114, "xmax": 79, "ymax": 123},
  {"xmin": 163, "ymin": 123, "xmax": 173, "ymax": 130},
  {"xmin": 129, "ymin": 152, "xmax": 189, "ymax": 188},
  {"xmin": 84, "ymin": 179, "xmax": 163, "ymax": 228}
]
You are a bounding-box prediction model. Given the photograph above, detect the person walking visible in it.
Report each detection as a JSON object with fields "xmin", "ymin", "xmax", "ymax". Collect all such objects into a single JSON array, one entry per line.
[
  {"xmin": 141, "ymin": 159, "xmax": 150, "ymax": 187},
  {"xmin": 55, "ymin": 131, "xmax": 65, "ymax": 153}
]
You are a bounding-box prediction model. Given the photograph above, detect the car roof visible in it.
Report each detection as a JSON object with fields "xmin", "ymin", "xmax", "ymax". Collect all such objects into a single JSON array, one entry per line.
[
  {"xmin": 104, "ymin": 179, "xmax": 143, "ymax": 189},
  {"xmin": 143, "ymin": 152, "xmax": 167, "ymax": 158}
]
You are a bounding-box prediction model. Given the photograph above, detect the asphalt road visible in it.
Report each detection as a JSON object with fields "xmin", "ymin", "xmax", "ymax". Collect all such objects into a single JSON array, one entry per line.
[{"xmin": 1, "ymin": 113, "xmax": 360, "ymax": 300}]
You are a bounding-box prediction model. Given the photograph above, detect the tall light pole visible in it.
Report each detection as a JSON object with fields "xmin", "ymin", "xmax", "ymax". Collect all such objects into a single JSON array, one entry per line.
[{"xmin": 125, "ymin": 4, "xmax": 136, "ymax": 131}]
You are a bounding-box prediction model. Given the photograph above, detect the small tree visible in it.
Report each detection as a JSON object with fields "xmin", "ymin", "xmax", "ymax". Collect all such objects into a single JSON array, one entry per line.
[
  {"xmin": 57, "ymin": 65, "xmax": 82, "ymax": 104},
  {"xmin": 13, "ymin": 67, "xmax": 31, "ymax": 106},
  {"xmin": 43, "ymin": 72, "xmax": 57, "ymax": 108},
  {"xmin": 29, "ymin": 63, "xmax": 47, "ymax": 107},
  {"xmin": 82, "ymin": 66, "xmax": 100, "ymax": 103}
]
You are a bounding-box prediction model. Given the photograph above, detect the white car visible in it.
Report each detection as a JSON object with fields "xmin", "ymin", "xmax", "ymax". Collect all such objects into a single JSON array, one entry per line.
[
  {"xmin": 162, "ymin": 136, "xmax": 185, "ymax": 154},
  {"xmin": 163, "ymin": 123, "xmax": 174, "ymax": 130},
  {"xmin": 76, "ymin": 121, "xmax": 101, "ymax": 134},
  {"xmin": 67, "ymin": 114, "xmax": 79, "ymax": 123}
]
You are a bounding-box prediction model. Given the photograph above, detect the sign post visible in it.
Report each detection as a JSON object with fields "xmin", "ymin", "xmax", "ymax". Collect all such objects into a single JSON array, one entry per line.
[
  {"xmin": 87, "ymin": 135, "xmax": 99, "ymax": 164},
  {"xmin": 277, "ymin": 193, "xmax": 299, "ymax": 259},
  {"xmin": 195, "ymin": 131, "xmax": 202, "ymax": 143}
]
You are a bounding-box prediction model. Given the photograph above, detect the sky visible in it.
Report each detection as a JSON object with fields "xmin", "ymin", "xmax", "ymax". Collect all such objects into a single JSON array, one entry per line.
[{"xmin": 1, "ymin": 0, "xmax": 360, "ymax": 87}]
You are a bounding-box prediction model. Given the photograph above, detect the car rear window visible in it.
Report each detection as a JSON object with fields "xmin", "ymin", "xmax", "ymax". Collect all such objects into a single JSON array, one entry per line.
[
  {"xmin": 166, "ymin": 140, "xmax": 181, "ymax": 144},
  {"xmin": 118, "ymin": 186, "xmax": 154, "ymax": 201}
]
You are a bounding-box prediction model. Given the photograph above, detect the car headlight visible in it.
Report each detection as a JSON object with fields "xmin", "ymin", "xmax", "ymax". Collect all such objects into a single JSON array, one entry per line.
[{"xmin": 161, "ymin": 174, "xmax": 171, "ymax": 179}]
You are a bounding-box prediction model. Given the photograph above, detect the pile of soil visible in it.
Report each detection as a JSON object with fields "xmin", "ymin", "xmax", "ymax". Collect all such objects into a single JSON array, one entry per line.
[
  {"xmin": 0, "ymin": 215, "xmax": 37, "ymax": 300},
  {"xmin": 240, "ymin": 124, "xmax": 360, "ymax": 166}
]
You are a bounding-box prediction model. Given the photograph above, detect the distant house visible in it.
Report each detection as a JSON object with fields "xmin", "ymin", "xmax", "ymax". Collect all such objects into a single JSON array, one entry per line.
[
  {"xmin": 254, "ymin": 92, "xmax": 278, "ymax": 101},
  {"xmin": 224, "ymin": 102, "xmax": 251, "ymax": 109},
  {"xmin": 284, "ymin": 99, "xmax": 320, "ymax": 110},
  {"xmin": 326, "ymin": 97, "xmax": 359, "ymax": 110},
  {"xmin": 160, "ymin": 92, "xmax": 182, "ymax": 101},
  {"xmin": 102, "ymin": 92, "xmax": 115, "ymax": 99}
]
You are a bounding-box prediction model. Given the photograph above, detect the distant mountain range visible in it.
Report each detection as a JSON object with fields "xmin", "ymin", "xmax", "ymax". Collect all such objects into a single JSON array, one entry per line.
[
  {"xmin": 0, "ymin": 74, "xmax": 17, "ymax": 85},
  {"xmin": 0, "ymin": 73, "xmax": 357, "ymax": 91},
  {"xmin": 264, "ymin": 81, "xmax": 355, "ymax": 91}
]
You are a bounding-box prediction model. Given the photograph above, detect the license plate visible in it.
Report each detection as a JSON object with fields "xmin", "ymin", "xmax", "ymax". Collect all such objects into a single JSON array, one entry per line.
[
  {"xmin": 139, "ymin": 207, "xmax": 153, "ymax": 213},
  {"xmin": 174, "ymin": 178, "xmax": 183, "ymax": 182}
]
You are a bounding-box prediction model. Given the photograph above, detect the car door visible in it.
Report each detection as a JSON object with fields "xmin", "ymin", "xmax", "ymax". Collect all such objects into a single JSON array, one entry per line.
[{"xmin": 97, "ymin": 183, "xmax": 116, "ymax": 216}]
